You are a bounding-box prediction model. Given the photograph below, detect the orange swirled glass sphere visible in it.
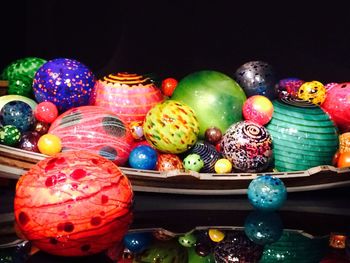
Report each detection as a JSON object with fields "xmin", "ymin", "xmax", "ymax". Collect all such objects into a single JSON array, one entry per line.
[
  {"xmin": 91, "ymin": 72, "xmax": 164, "ymax": 124},
  {"xmin": 14, "ymin": 151, "xmax": 134, "ymax": 257}
]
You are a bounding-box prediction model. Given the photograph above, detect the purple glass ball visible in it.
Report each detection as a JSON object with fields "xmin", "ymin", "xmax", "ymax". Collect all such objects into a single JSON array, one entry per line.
[
  {"xmin": 33, "ymin": 58, "xmax": 96, "ymax": 113},
  {"xmin": 18, "ymin": 131, "xmax": 41, "ymax": 152}
]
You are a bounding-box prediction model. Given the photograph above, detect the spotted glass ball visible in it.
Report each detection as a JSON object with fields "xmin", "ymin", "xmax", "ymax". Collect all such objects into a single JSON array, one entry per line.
[
  {"xmin": 33, "ymin": 58, "xmax": 96, "ymax": 112},
  {"xmin": 0, "ymin": 125, "xmax": 21, "ymax": 146},
  {"xmin": 247, "ymin": 175, "xmax": 287, "ymax": 211},
  {"xmin": 14, "ymin": 151, "xmax": 133, "ymax": 256},
  {"xmin": 298, "ymin": 81, "xmax": 326, "ymax": 105},
  {"xmin": 183, "ymin": 153, "xmax": 204, "ymax": 172}
]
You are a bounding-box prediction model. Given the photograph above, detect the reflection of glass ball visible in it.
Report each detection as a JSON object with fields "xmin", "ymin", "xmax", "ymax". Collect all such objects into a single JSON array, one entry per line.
[
  {"xmin": 49, "ymin": 106, "xmax": 133, "ymax": 166},
  {"xmin": 123, "ymin": 232, "xmax": 152, "ymax": 253},
  {"xmin": 221, "ymin": 121, "xmax": 273, "ymax": 172},
  {"xmin": 235, "ymin": 61, "xmax": 277, "ymax": 100},
  {"xmin": 247, "ymin": 175, "xmax": 287, "ymax": 211},
  {"xmin": 14, "ymin": 151, "xmax": 133, "ymax": 256},
  {"xmin": 214, "ymin": 231, "xmax": 263, "ymax": 263},
  {"xmin": 244, "ymin": 211, "xmax": 283, "ymax": 245},
  {"xmin": 33, "ymin": 58, "xmax": 96, "ymax": 113}
]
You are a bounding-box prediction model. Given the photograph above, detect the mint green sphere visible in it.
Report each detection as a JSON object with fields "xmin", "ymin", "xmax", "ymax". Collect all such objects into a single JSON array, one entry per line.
[
  {"xmin": 266, "ymin": 99, "xmax": 338, "ymax": 171},
  {"xmin": 171, "ymin": 70, "xmax": 246, "ymax": 138}
]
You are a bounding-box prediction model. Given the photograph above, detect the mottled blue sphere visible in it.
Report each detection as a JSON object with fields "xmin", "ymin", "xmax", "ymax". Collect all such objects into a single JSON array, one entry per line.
[
  {"xmin": 247, "ymin": 175, "xmax": 287, "ymax": 211},
  {"xmin": 129, "ymin": 145, "xmax": 158, "ymax": 170},
  {"xmin": 0, "ymin": 101, "xmax": 35, "ymax": 132},
  {"xmin": 244, "ymin": 211, "xmax": 283, "ymax": 245},
  {"xmin": 33, "ymin": 58, "xmax": 96, "ymax": 113},
  {"xmin": 123, "ymin": 232, "xmax": 152, "ymax": 253}
]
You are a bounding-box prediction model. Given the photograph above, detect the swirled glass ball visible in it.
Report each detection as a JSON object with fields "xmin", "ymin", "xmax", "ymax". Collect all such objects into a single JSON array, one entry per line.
[
  {"xmin": 220, "ymin": 121, "xmax": 273, "ymax": 172},
  {"xmin": 14, "ymin": 151, "xmax": 133, "ymax": 256},
  {"xmin": 33, "ymin": 58, "xmax": 96, "ymax": 113}
]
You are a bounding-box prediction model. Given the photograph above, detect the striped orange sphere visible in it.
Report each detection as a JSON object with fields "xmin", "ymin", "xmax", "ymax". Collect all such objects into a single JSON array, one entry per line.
[{"xmin": 92, "ymin": 72, "xmax": 164, "ymax": 123}]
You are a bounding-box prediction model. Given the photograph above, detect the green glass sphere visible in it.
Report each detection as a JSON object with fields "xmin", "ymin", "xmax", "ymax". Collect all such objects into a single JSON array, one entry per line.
[
  {"xmin": 0, "ymin": 125, "xmax": 21, "ymax": 146},
  {"xmin": 172, "ymin": 70, "xmax": 246, "ymax": 138},
  {"xmin": 266, "ymin": 99, "xmax": 338, "ymax": 171},
  {"xmin": 2, "ymin": 57, "xmax": 46, "ymax": 97}
]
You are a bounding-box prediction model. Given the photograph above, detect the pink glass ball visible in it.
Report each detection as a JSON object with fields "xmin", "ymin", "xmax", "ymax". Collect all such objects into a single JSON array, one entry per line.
[
  {"xmin": 322, "ymin": 82, "xmax": 350, "ymax": 133},
  {"xmin": 49, "ymin": 106, "xmax": 133, "ymax": 166},
  {"xmin": 242, "ymin": 95, "xmax": 274, "ymax": 126},
  {"xmin": 91, "ymin": 72, "xmax": 164, "ymax": 124},
  {"xmin": 14, "ymin": 151, "xmax": 134, "ymax": 256}
]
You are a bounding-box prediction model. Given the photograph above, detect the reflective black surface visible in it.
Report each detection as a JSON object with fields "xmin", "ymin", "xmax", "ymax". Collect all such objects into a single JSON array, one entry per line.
[{"xmin": 1, "ymin": 181, "xmax": 350, "ymax": 262}]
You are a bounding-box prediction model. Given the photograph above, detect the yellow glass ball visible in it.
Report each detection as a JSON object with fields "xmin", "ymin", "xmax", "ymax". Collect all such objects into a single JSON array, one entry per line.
[
  {"xmin": 208, "ymin": 229, "xmax": 225, "ymax": 242},
  {"xmin": 214, "ymin": 158, "xmax": 232, "ymax": 173},
  {"xmin": 38, "ymin": 134, "xmax": 62, "ymax": 156}
]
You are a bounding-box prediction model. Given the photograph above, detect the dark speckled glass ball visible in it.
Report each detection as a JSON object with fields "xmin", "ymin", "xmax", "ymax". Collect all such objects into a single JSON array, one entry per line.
[{"xmin": 234, "ymin": 61, "xmax": 277, "ymax": 100}]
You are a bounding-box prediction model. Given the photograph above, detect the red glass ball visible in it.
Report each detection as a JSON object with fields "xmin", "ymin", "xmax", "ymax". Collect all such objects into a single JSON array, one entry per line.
[
  {"xmin": 14, "ymin": 151, "xmax": 134, "ymax": 256},
  {"xmin": 34, "ymin": 101, "xmax": 59, "ymax": 124},
  {"xmin": 156, "ymin": 153, "xmax": 183, "ymax": 172}
]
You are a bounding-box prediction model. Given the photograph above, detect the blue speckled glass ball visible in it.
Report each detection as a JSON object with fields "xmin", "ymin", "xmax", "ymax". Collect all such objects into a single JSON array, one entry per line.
[
  {"xmin": 129, "ymin": 145, "xmax": 158, "ymax": 170},
  {"xmin": 123, "ymin": 232, "xmax": 152, "ymax": 253},
  {"xmin": 244, "ymin": 211, "xmax": 283, "ymax": 245},
  {"xmin": 33, "ymin": 58, "xmax": 96, "ymax": 113},
  {"xmin": 0, "ymin": 101, "xmax": 35, "ymax": 132},
  {"xmin": 247, "ymin": 175, "xmax": 287, "ymax": 211}
]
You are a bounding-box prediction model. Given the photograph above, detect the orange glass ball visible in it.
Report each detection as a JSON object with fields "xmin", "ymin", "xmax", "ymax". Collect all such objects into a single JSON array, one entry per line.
[
  {"xmin": 337, "ymin": 151, "xmax": 350, "ymax": 168},
  {"xmin": 14, "ymin": 151, "xmax": 134, "ymax": 256}
]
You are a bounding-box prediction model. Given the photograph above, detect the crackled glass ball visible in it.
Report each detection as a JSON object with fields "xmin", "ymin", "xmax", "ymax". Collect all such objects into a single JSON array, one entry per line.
[
  {"xmin": 0, "ymin": 100, "xmax": 35, "ymax": 132},
  {"xmin": 14, "ymin": 151, "xmax": 134, "ymax": 257},
  {"xmin": 156, "ymin": 153, "xmax": 183, "ymax": 172},
  {"xmin": 247, "ymin": 175, "xmax": 287, "ymax": 211},
  {"xmin": 143, "ymin": 100, "xmax": 200, "ymax": 154},
  {"xmin": 221, "ymin": 121, "xmax": 273, "ymax": 172},
  {"xmin": 49, "ymin": 106, "xmax": 133, "ymax": 166},
  {"xmin": 33, "ymin": 58, "xmax": 96, "ymax": 112}
]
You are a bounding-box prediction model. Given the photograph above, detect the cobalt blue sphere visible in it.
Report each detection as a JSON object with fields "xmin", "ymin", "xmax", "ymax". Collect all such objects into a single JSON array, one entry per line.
[
  {"xmin": 129, "ymin": 145, "xmax": 158, "ymax": 170},
  {"xmin": 123, "ymin": 232, "xmax": 152, "ymax": 253},
  {"xmin": 0, "ymin": 101, "xmax": 35, "ymax": 132},
  {"xmin": 33, "ymin": 58, "xmax": 96, "ymax": 113},
  {"xmin": 244, "ymin": 210, "xmax": 283, "ymax": 245},
  {"xmin": 247, "ymin": 175, "xmax": 287, "ymax": 211}
]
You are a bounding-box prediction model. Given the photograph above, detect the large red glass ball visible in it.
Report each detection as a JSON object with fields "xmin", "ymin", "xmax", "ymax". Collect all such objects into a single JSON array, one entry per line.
[
  {"xmin": 49, "ymin": 106, "xmax": 134, "ymax": 166},
  {"xmin": 14, "ymin": 151, "xmax": 134, "ymax": 257}
]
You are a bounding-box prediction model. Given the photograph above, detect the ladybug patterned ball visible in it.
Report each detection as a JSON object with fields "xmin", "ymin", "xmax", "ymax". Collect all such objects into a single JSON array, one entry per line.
[
  {"xmin": 298, "ymin": 80, "xmax": 326, "ymax": 105},
  {"xmin": 49, "ymin": 106, "xmax": 133, "ymax": 166},
  {"xmin": 247, "ymin": 175, "xmax": 287, "ymax": 211},
  {"xmin": 183, "ymin": 153, "xmax": 204, "ymax": 172},
  {"xmin": 33, "ymin": 58, "xmax": 96, "ymax": 113},
  {"xmin": 220, "ymin": 121, "xmax": 273, "ymax": 172},
  {"xmin": 14, "ymin": 151, "xmax": 134, "ymax": 256}
]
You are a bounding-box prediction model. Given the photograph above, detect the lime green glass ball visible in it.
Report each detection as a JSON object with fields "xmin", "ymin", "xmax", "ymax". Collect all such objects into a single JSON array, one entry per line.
[
  {"xmin": 171, "ymin": 70, "xmax": 246, "ymax": 138},
  {"xmin": 2, "ymin": 57, "xmax": 46, "ymax": 98},
  {"xmin": 266, "ymin": 99, "xmax": 339, "ymax": 171},
  {"xmin": 143, "ymin": 100, "xmax": 200, "ymax": 154}
]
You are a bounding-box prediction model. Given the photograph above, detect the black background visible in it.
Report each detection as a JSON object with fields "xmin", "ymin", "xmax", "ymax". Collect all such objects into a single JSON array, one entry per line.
[{"xmin": 2, "ymin": 0, "xmax": 350, "ymax": 83}]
